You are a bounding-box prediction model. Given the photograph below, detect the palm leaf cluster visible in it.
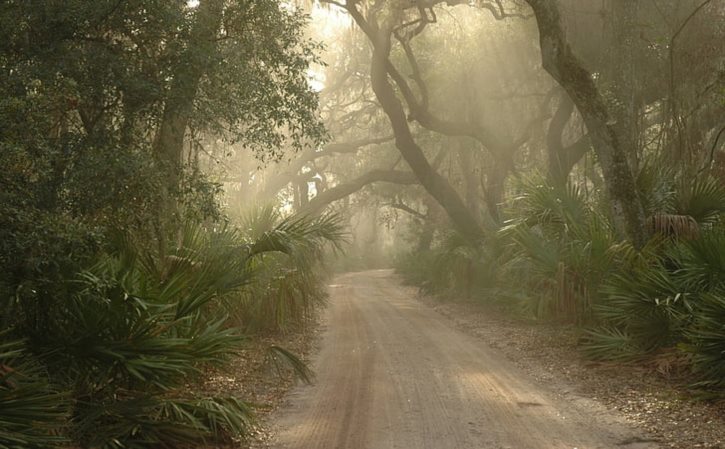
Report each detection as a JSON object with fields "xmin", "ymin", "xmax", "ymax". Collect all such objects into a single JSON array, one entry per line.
[
  {"xmin": 579, "ymin": 168, "xmax": 725, "ymax": 379},
  {"xmin": 0, "ymin": 337, "xmax": 68, "ymax": 449},
  {"xmin": 226, "ymin": 206, "xmax": 346, "ymax": 332},
  {"xmin": 507, "ymin": 173, "xmax": 725, "ymax": 388},
  {"xmin": 397, "ymin": 169, "xmax": 725, "ymax": 391},
  {"xmin": 585, "ymin": 231, "xmax": 725, "ymax": 385},
  {"xmin": 396, "ymin": 229, "xmax": 508, "ymax": 303},
  {"xmin": 0, "ymin": 212, "xmax": 345, "ymax": 447},
  {"xmin": 498, "ymin": 175, "xmax": 615, "ymax": 321}
]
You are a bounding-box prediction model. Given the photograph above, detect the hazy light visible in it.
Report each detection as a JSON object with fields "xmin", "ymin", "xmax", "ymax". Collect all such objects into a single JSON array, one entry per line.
[{"xmin": 308, "ymin": 70, "xmax": 326, "ymax": 92}]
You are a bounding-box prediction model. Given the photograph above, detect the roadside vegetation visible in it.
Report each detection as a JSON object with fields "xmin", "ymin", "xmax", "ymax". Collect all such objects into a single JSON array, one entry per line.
[
  {"xmin": 396, "ymin": 170, "xmax": 725, "ymax": 391},
  {"xmin": 0, "ymin": 1, "xmax": 342, "ymax": 447}
]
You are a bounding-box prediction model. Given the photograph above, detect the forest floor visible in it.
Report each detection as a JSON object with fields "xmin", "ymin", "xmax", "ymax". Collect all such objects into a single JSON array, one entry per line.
[
  {"xmin": 201, "ymin": 314, "xmax": 323, "ymax": 448},
  {"xmin": 244, "ymin": 269, "xmax": 713, "ymax": 449}
]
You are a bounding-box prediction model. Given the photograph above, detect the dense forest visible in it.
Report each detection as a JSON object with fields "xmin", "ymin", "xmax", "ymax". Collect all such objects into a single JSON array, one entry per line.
[{"xmin": 1, "ymin": 0, "xmax": 724, "ymax": 448}]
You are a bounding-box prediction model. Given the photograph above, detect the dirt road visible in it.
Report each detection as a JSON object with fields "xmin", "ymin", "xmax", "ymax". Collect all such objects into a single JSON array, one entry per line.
[{"xmin": 268, "ymin": 270, "xmax": 658, "ymax": 449}]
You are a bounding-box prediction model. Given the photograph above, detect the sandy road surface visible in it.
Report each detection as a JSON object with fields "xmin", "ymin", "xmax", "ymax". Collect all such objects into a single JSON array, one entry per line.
[{"xmin": 269, "ymin": 270, "xmax": 659, "ymax": 449}]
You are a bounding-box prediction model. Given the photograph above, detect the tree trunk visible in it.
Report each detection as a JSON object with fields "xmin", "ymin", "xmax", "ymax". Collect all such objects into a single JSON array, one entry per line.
[
  {"xmin": 525, "ymin": 0, "xmax": 647, "ymax": 247},
  {"xmin": 367, "ymin": 24, "xmax": 483, "ymax": 240},
  {"xmin": 546, "ymin": 90, "xmax": 590, "ymax": 185},
  {"xmin": 457, "ymin": 145, "xmax": 482, "ymax": 224},
  {"xmin": 606, "ymin": 0, "xmax": 640, "ymax": 173},
  {"xmin": 483, "ymin": 155, "xmax": 512, "ymax": 224},
  {"xmin": 154, "ymin": 0, "xmax": 224, "ymax": 188}
]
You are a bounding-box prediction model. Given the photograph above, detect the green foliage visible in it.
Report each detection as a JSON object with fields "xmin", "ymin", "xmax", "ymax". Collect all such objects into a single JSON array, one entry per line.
[
  {"xmin": 0, "ymin": 215, "xmax": 344, "ymax": 447},
  {"xmin": 687, "ymin": 292, "xmax": 725, "ymax": 390},
  {"xmin": 21, "ymin": 225, "xmax": 255, "ymax": 447},
  {"xmin": 498, "ymin": 175, "xmax": 616, "ymax": 320},
  {"xmin": 594, "ymin": 262, "xmax": 692, "ymax": 353},
  {"xmin": 0, "ymin": 337, "xmax": 68, "ymax": 449},
  {"xmin": 0, "ymin": 0, "xmax": 336, "ymax": 445},
  {"xmin": 395, "ymin": 228, "xmax": 515, "ymax": 308},
  {"xmin": 395, "ymin": 248, "xmax": 439, "ymax": 292},
  {"xmin": 72, "ymin": 396, "xmax": 253, "ymax": 449},
  {"xmin": 398, "ymin": 170, "xmax": 725, "ymax": 391},
  {"xmin": 582, "ymin": 230, "xmax": 725, "ymax": 388},
  {"xmin": 675, "ymin": 231, "xmax": 725, "ymax": 291},
  {"xmin": 579, "ymin": 327, "xmax": 642, "ymax": 362},
  {"xmin": 196, "ymin": 1, "xmax": 327, "ymax": 159},
  {"xmin": 226, "ymin": 206, "xmax": 346, "ymax": 332},
  {"xmin": 673, "ymin": 177, "xmax": 725, "ymax": 225},
  {"xmin": 578, "ymin": 165, "xmax": 725, "ymax": 388},
  {"xmin": 636, "ymin": 158, "xmax": 725, "ymax": 228}
]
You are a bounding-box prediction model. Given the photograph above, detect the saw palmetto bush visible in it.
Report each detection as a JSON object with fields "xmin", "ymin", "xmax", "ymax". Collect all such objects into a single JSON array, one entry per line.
[
  {"xmin": 395, "ymin": 229, "xmax": 509, "ymax": 303},
  {"xmin": 584, "ymin": 256, "xmax": 692, "ymax": 360},
  {"xmin": 688, "ymin": 291, "xmax": 725, "ymax": 390},
  {"xmin": 637, "ymin": 161, "xmax": 725, "ymax": 238},
  {"xmin": 1, "ymin": 213, "xmax": 344, "ymax": 448},
  {"xmin": 394, "ymin": 166, "xmax": 725, "ymax": 390},
  {"xmin": 675, "ymin": 231, "xmax": 725, "ymax": 389},
  {"xmin": 26, "ymin": 225, "xmax": 256, "ymax": 448},
  {"xmin": 581, "ymin": 170, "xmax": 725, "ymax": 388},
  {"xmin": 582, "ymin": 230, "xmax": 725, "ymax": 387},
  {"xmin": 428, "ymin": 232, "xmax": 491, "ymax": 298},
  {"xmin": 395, "ymin": 248, "xmax": 438, "ymax": 292},
  {"xmin": 0, "ymin": 336, "xmax": 68, "ymax": 449},
  {"xmin": 499, "ymin": 176, "xmax": 616, "ymax": 321},
  {"xmin": 583, "ymin": 229, "xmax": 725, "ymax": 368},
  {"xmin": 225, "ymin": 206, "xmax": 346, "ymax": 332}
]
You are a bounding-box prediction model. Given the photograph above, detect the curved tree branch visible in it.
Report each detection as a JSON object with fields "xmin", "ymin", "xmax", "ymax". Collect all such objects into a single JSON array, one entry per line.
[
  {"xmin": 388, "ymin": 201, "xmax": 428, "ymax": 220},
  {"xmin": 345, "ymin": 0, "xmax": 484, "ymax": 238},
  {"xmin": 302, "ymin": 169, "xmax": 418, "ymax": 215},
  {"xmin": 259, "ymin": 135, "xmax": 395, "ymax": 199}
]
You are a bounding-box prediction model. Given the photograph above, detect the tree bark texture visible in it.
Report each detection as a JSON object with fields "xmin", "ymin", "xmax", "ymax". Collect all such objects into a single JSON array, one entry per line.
[
  {"xmin": 154, "ymin": 0, "xmax": 224, "ymax": 186},
  {"xmin": 546, "ymin": 90, "xmax": 590, "ymax": 185},
  {"xmin": 606, "ymin": 0, "xmax": 640, "ymax": 172},
  {"xmin": 525, "ymin": 0, "xmax": 647, "ymax": 246}
]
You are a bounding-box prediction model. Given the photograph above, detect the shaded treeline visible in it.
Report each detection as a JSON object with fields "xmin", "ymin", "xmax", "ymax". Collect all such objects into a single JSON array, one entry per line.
[{"xmin": 1, "ymin": 1, "xmax": 344, "ymax": 447}]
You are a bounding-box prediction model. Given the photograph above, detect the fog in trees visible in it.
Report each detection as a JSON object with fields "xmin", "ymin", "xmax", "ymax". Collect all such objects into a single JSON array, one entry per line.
[{"xmin": 1, "ymin": 0, "xmax": 724, "ymax": 447}]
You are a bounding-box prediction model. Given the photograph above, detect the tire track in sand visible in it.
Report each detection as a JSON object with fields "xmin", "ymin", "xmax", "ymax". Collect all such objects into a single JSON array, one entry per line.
[{"xmin": 268, "ymin": 270, "xmax": 659, "ymax": 449}]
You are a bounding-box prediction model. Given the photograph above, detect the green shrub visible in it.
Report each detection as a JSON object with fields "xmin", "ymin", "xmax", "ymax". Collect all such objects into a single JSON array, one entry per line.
[
  {"xmin": 0, "ymin": 214, "xmax": 343, "ymax": 447},
  {"xmin": 687, "ymin": 292, "xmax": 725, "ymax": 390},
  {"xmin": 225, "ymin": 206, "xmax": 346, "ymax": 332},
  {"xmin": 584, "ymin": 230, "xmax": 725, "ymax": 389},
  {"xmin": 0, "ymin": 337, "xmax": 68, "ymax": 449}
]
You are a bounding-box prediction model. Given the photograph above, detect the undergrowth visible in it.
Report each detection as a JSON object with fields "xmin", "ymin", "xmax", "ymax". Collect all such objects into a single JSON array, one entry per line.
[
  {"xmin": 1, "ymin": 210, "xmax": 344, "ymax": 448},
  {"xmin": 396, "ymin": 172, "xmax": 725, "ymax": 394}
]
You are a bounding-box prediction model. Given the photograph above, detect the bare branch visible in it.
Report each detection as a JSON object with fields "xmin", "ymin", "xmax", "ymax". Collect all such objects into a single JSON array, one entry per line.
[
  {"xmin": 302, "ymin": 169, "xmax": 418, "ymax": 215},
  {"xmin": 393, "ymin": 29, "xmax": 430, "ymax": 109},
  {"xmin": 479, "ymin": 0, "xmax": 532, "ymax": 20},
  {"xmin": 387, "ymin": 201, "xmax": 428, "ymax": 220}
]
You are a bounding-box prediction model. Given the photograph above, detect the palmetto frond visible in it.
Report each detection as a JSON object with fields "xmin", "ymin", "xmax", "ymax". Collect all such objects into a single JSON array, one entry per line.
[
  {"xmin": 674, "ymin": 176, "xmax": 725, "ymax": 225},
  {"xmin": 6, "ymin": 211, "xmax": 346, "ymax": 447},
  {"xmin": 687, "ymin": 291, "xmax": 725, "ymax": 390},
  {"xmin": 225, "ymin": 206, "xmax": 346, "ymax": 332},
  {"xmin": 0, "ymin": 336, "xmax": 68, "ymax": 449}
]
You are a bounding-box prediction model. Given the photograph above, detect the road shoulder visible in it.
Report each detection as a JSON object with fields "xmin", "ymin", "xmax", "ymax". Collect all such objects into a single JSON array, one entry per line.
[{"xmin": 413, "ymin": 286, "xmax": 725, "ymax": 449}]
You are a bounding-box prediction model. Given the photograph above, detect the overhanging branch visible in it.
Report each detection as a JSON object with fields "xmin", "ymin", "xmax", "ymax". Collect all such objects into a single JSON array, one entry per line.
[{"xmin": 302, "ymin": 169, "xmax": 418, "ymax": 215}]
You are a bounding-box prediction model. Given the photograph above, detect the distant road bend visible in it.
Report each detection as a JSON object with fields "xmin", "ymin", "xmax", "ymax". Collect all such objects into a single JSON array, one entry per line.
[{"xmin": 269, "ymin": 270, "xmax": 658, "ymax": 449}]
